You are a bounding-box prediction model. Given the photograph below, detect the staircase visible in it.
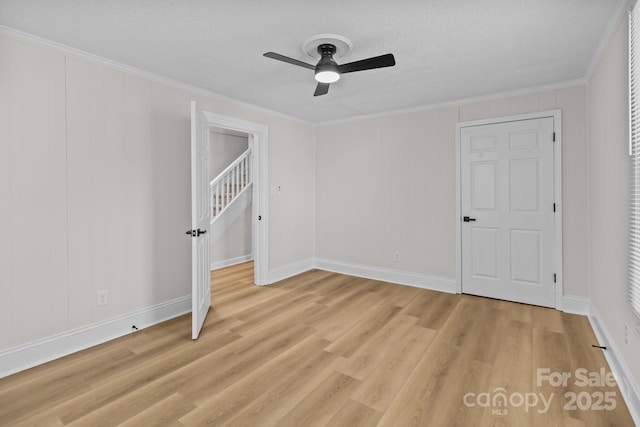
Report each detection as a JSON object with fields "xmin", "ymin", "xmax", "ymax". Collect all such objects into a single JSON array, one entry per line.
[{"xmin": 210, "ymin": 148, "xmax": 252, "ymax": 243}]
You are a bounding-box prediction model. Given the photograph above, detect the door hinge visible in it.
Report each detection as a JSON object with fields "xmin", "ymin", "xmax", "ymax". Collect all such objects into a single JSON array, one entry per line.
[
  {"xmin": 553, "ymin": 273, "xmax": 557, "ymax": 283},
  {"xmin": 553, "ymin": 132, "xmax": 556, "ymax": 142},
  {"xmin": 553, "ymin": 203, "xmax": 556, "ymax": 212}
]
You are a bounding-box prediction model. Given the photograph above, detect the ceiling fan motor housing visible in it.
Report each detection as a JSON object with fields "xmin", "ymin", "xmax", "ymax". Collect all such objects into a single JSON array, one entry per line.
[{"xmin": 315, "ymin": 44, "xmax": 340, "ymax": 83}]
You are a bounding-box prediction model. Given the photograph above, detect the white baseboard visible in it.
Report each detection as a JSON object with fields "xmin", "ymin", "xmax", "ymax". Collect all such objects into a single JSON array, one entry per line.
[
  {"xmin": 211, "ymin": 255, "xmax": 253, "ymax": 271},
  {"xmin": 268, "ymin": 258, "xmax": 315, "ymax": 285},
  {"xmin": 588, "ymin": 304, "xmax": 640, "ymax": 426},
  {"xmin": 0, "ymin": 295, "xmax": 191, "ymax": 379},
  {"xmin": 313, "ymin": 258, "xmax": 457, "ymax": 294},
  {"xmin": 561, "ymin": 295, "xmax": 590, "ymax": 315}
]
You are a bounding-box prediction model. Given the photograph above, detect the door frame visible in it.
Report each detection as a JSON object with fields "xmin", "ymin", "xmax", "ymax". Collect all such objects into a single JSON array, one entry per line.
[
  {"xmin": 201, "ymin": 110, "xmax": 270, "ymax": 286},
  {"xmin": 455, "ymin": 109, "xmax": 563, "ymax": 310}
]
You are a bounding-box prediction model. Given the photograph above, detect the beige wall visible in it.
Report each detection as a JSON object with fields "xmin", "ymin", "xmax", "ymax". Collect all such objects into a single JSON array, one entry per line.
[
  {"xmin": 588, "ymin": 16, "xmax": 640, "ymax": 390},
  {"xmin": 212, "ymin": 210, "xmax": 252, "ymax": 264},
  {"xmin": 315, "ymin": 108, "xmax": 458, "ymax": 277},
  {"xmin": 210, "ymin": 132, "xmax": 248, "ymax": 179},
  {"xmin": 0, "ymin": 34, "xmax": 315, "ymax": 351},
  {"xmin": 0, "ymin": 36, "xmax": 68, "ymax": 347},
  {"xmin": 315, "ymin": 86, "xmax": 588, "ymax": 297}
]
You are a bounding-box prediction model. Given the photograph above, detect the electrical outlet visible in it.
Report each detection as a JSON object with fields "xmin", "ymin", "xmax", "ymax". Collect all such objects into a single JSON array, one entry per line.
[
  {"xmin": 97, "ymin": 289, "xmax": 108, "ymax": 306},
  {"xmin": 395, "ymin": 252, "xmax": 400, "ymax": 262},
  {"xmin": 624, "ymin": 324, "xmax": 629, "ymax": 346}
]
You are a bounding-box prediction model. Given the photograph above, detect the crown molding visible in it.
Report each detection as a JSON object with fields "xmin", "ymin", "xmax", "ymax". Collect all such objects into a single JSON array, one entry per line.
[
  {"xmin": 0, "ymin": 25, "xmax": 312, "ymax": 126},
  {"xmin": 314, "ymin": 78, "xmax": 587, "ymax": 127},
  {"xmin": 585, "ymin": 0, "xmax": 631, "ymax": 82}
]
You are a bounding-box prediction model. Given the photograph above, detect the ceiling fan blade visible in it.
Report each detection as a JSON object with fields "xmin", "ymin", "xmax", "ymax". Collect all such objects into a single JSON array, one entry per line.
[
  {"xmin": 338, "ymin": 53, "xmax": 396, "ymax": 74},
  {"xmin": 314, "ymin": 82, "xmax": 330, "ymax": 96},
  {"xmin": 263, "ymin": 52, "xmax": 315, "ymax": 70}
]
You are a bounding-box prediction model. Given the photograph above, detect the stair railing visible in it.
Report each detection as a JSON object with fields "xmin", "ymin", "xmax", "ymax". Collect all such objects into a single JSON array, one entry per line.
[{"xmin": 210, "ymin": 148, "xmax": 252, "ymax": 219}]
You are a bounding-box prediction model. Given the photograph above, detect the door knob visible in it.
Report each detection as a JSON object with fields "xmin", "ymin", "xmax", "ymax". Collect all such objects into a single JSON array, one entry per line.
[
  {"xmin": 463, "ymin": 216, "xmax": 476, "ymax": 222},
  {"xmin": 186, "ymin": 229, "xmax": 208, "ymax": 236}
]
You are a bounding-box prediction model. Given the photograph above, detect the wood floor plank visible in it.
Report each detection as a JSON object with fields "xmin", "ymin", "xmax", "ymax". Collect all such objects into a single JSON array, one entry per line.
[
  {"xmin": 229, "ymin": 292, "xmax": 321, "ymax": 336},
  {"xmin": 369, "ymin": 280, "xmax": 421, "ymax": 307},
  {"xmin": 116, "ymin": 392, "xmax": 196, "ymax": 427},
  {"xmin": 402, "ymin": 288, "xmax": 462, "ymax": 330},
  {"xmin": 477, "ymin": 317, "xmax": 534, "ymax": 427},
  {"xmin": 350, "ymin": 323, "xmax": 436, "ymax": 412},
  {"xmin": 335, "ymin": 313, "xmax": 419, "ymax": 381},
  {"xmin": 412, "ymin": 291, "xmax": 461, "ymax": 330},
  {"xmin": 531, "ymin": 327, "xmax": 581, "ymax": 427},
  {"xmin": 0, "ymin": 262, "xmax": 633, "ymax": 427},
  {"xmin": 308, "ymin": 291, "xmax": 387, "ymax": 341},
  {"xmin": 53, "ymin": 330, "xmax": 241, "ymax": 424},
  {"xmin": 219, "ymin": 349, "xmax": 340, "ymax": 427},
  {"xmin": 323, "ymin": 302, "xmax": 402, "ymax": 357},
  {"xmin": 377, "ymin": 298, "xmax": 495, "ymax": 426},
  {"xmin": 11, "ymin": 412, "xmax": 65, "ymax": 427},
  {"xmin": 275, "ymin": 372, "xmax": 361, "ymax": 427},
  {"xmin": 324, "ymin": 399, "xmax": 383, "ymax": 427},
  {"xmin": 178, "ymin": 334, "xmax": 332, "ymax": 426}
]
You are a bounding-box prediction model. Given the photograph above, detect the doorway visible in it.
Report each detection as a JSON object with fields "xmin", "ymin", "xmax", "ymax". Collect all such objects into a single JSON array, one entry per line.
[
  {"xmin": 455, "ymin": 110, "xmax": 562, "ymax": 308},
  {"xmin": 202, "ymin": 111, "xmax": 269, "ymax": 286},
  {"xmin": 209, "ymin": 129, "xmax": 252, "ymax": 270}
]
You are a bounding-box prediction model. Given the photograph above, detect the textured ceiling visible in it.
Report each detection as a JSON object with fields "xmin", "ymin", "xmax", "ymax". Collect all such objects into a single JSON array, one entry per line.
[{"xmin": 0, "ymin": 0, "xmax": 625, "ymax": 123}]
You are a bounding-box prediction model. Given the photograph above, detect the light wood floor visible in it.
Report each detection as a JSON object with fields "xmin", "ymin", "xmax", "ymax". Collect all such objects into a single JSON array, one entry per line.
[{"xmin": 0, "ymin": 261, "xmax": 634, "ymax": 426}]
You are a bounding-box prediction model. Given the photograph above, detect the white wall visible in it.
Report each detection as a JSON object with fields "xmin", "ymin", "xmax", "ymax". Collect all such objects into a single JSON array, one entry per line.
[
  {"xmin": 0, "ymin": 33, "xmax": 315, "ymax": 352},
  {"xmin": 315, "ymin": 86, "xmax": 588, "ymax": 297},
  {"xmin": 587, "ymin": 15, "xmax": 640, "ymax": 397}
]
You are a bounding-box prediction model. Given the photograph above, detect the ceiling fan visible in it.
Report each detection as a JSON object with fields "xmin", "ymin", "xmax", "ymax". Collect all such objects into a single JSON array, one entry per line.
[{"xmin": 263, "ymin": 43, "xmax": 396, "ymax": 96}]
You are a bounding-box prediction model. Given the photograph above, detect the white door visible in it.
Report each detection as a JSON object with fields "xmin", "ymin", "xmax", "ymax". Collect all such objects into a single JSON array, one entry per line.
[
  {"xmin": 460, "ymin": 117, "xmax": 556, "ymax": 307},
  {"xmin": 190, "ymin": 101, "xmax": 211, "ymax": 339}
]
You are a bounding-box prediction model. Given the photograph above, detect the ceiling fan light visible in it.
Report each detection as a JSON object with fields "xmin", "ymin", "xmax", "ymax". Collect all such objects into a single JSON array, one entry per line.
[{"xmin": 315, "ymin": 70, "xmax": 340, "ymax": 83}]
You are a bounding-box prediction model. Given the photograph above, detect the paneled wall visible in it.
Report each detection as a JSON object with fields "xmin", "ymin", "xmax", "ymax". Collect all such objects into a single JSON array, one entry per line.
[
  {"xmin": 315, "ymin": 86, "xmax": 588, "ymax": 298},
  {"xmin": 587, "ymin": 16, "xmax": 640, "ymax": 394},
  {"xmin": 0, "ymin": 34, "xmax": 315, "ymax": 352},
  {"xmin": 0, "ymin": 37, "xmax": 68, "ymax": 348}
]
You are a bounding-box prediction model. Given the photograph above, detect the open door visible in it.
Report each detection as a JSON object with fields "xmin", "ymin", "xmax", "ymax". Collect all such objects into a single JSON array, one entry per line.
[{"xmin": 190, "ymin": 101, "xmax": 211, "ymax": 339}]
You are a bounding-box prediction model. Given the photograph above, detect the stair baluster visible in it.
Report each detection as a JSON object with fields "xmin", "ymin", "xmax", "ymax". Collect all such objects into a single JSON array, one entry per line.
[{"xmin": 210, "ymin": 148, "xmax": 253, "ymax": 221}]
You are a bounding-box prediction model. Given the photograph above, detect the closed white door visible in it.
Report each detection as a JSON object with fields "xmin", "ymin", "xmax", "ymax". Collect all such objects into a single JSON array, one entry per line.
[
  {"xmin": 460, "ymin": 117, "xmax": 556, "ymax": 307},
  {"xmin": 190, "ymin": 101, "xmax": 211, "ymax": 339}
]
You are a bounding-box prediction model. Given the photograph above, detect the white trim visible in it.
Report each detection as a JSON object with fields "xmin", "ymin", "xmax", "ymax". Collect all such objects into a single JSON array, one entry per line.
[
  {"xmin": 211, "ymin": 255, "xmax": 253, "ymax": 271},
  {"xmin": 268, "ymin": 258, "xmax": 315, "ymax": 285},
  {"xmin": 455, "ymin": 110, "xmax": 564, "ymax": 310},
  {"xmin": 0, "ymin": 25, "xmax": 589, "ymax": 128},
  {"xmin": 315, "ymin": 79, "xmax": 586, "ymax": 127},
  {"xmin": 553, "ymin": 111, "xmax": 565, "ymax": 311},
  {"xmin": 585, "ymin": 0, "xmax": 633, "ymax": 82},
  {"xmin": 0, "ymin": 295, "xmax": 191, "ymax": 379},
  {"xmin": 314, "ymin": 258, "xmax": 457, "ymax": 294},
  {"xmin": 0, "ymin": 25, "xmax": 311, "ymax": 126},
  {"xmin": 589, "ymin": 304, "xmax": 640, "ymax": 426},
  {"xmin": 561, "ymin": 295, "xmax": 591, "ymax": 315},
  {"xmin": 200, "ymin": 111, "xmax": 270, "ymax": 286}
]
